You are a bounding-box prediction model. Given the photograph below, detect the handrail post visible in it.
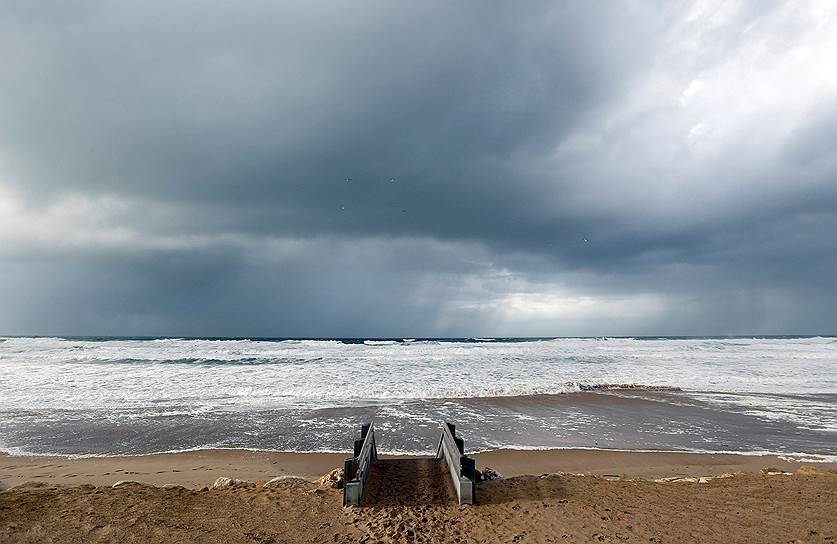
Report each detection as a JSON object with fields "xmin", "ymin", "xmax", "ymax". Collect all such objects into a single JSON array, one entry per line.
[{"xmin": 343, "ymin": 422, "xmax": 375, "ymax": 507}]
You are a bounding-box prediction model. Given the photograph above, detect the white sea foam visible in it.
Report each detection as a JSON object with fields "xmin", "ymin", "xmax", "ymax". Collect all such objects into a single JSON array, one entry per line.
[
  {"xmin": 1, "ymin": 336, "xmax": 835, "ymax": 412},
  {"xmin": 465, "ymin": 445, "xmax": 837, "ymax": 463},
  {"xmin": 687, "ymin": 392, "xmax": 837, "ymax": 434},
  {"xmin": 1, "ymin": 336, "xmax": 835, "ymax": 458}
]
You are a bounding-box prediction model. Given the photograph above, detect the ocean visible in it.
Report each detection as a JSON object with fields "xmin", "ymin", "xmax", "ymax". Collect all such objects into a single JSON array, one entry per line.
[{"xmin": 0, "ymin": 336, "xmax": 835, "ymax": 461}]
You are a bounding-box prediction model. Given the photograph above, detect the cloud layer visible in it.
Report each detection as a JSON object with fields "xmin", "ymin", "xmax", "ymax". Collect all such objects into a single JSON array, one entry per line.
[{"xmin": 1, "ymin": 0, "xmax": 836, "ymax": 336}]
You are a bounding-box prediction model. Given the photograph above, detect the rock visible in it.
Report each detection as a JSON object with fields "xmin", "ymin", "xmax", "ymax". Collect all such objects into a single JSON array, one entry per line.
[
  {"xmin": 318, "ymin": 468, "xmax": 345, "ymax": 489},
  {"xmin": 761, "ymin": 468, "xmax": 793, "ymax": 476},
  {"xmin": 263, "ymin": 475, "xmax": 309, "ymax": 488},
  {"xmin": 112, "ymin": 480, "xmax": 153, "ymax": 489},
  {"xmin": 481, "ymin": 467, "xmax": 503, "ymax": 481},
  {"xmin": 13, "ymin": 481, "xmax": 50, "ymax": 490},
  {"xmin": 795, "ymin": 466, "xmax": 835, "ymax": 477},
  {"xmin": 211, "ymin": 476, "xmax": 244, "ymax": 489},
  {"xmin": 654, "ymin": 476, "xmax": 698, "ymax": 483}
]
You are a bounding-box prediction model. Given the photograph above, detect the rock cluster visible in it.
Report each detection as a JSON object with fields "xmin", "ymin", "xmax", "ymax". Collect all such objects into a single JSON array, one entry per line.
[
  {"xmin": 318, "ymin": 468, "xmax": 345, "ymax": 489},
  {"xmin": 578, "ymin": 383, "xmax": 683, "ymax": 392},
  {"xmin": 480, "ymin": 467, "xmax": 503, "ymax": 481}
]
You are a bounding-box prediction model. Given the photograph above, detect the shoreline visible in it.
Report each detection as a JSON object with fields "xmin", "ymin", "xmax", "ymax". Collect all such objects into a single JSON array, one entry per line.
[
  {"xmin": 5, "ymin": 442, "xmax": 834, "ymax": 461},
  {"xmin": 3, "ymin": 447, "xmax": 835, "ymax": 489}
]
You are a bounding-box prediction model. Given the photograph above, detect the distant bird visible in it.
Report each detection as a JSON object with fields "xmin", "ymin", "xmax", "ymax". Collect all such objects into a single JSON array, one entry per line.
[
  {"xmin": 341, "ymin": 206, "xmax": 346, "ymax": 211},
  {"xmin": 345, "ymin": 177, "xmax": 351, "ymax": 183},
  {"xmin": 389, "ymin": 178, "xmax": 396, "ymax": 183},
  {"xmin": 583, "ymin": 238, "xmax": 588, "ymax": 243}
]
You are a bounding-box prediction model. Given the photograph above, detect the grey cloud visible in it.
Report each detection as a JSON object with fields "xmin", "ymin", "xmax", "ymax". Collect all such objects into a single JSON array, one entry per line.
[{"xmin": 0, "ymin": 1, "xmax": 835, "ymax": 336}]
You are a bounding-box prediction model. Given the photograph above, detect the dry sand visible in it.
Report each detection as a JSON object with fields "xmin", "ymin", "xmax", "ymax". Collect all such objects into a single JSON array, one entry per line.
[
  {"xmin": 1, "ymin": 449, "xmax": 835, "ymax": 543},
  {"xmin": 0, "ymin": 449, "xmax": 346, "ymax": 489}
]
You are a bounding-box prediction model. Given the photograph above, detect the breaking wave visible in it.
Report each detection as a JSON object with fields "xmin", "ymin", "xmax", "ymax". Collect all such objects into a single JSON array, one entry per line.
[{"xmin": 1, "ymin": 336, "xmax": 835, "ymax": 411}]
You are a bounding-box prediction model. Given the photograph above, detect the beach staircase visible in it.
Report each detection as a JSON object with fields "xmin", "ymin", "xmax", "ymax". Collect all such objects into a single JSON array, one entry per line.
[{"xmin": 342, "ymin": 422, "xmax": 476, "ymax": 507}]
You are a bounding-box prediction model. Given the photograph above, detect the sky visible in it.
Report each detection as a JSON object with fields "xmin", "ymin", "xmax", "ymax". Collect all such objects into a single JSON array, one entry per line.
[{"xmin": 1, "ymin": 0, "xmax": 836, "ymax": 337}]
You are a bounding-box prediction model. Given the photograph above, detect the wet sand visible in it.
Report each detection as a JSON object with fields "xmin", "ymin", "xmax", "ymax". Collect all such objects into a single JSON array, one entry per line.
[
  {"xmin": 6, "ymin": 391, "xmax": 835, "ymax": 459},
  {"xmin": 473, "ymin": 448, "xmax": 836, "ymax": 479}
]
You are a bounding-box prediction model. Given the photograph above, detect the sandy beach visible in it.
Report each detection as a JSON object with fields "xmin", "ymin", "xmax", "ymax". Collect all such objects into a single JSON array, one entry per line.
[{"xmin": 2, "ymin": 448, "xmax": 835, "ymax": 543}]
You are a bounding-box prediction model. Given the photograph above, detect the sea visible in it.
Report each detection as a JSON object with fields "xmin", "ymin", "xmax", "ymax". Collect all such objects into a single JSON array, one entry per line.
[{"xmin": 0, "ymin": 336, "xmax": 835, "ymax": 461}]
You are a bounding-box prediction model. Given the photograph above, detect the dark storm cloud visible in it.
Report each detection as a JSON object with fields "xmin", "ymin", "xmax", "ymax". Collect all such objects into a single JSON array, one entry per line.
[
  {"xmin": 0, "ymin": 0, "xmax": 836, "ymax": 335},
  {"xmin": 0, "ymin": 2, "xmax": 662, "ymax": 237}
]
